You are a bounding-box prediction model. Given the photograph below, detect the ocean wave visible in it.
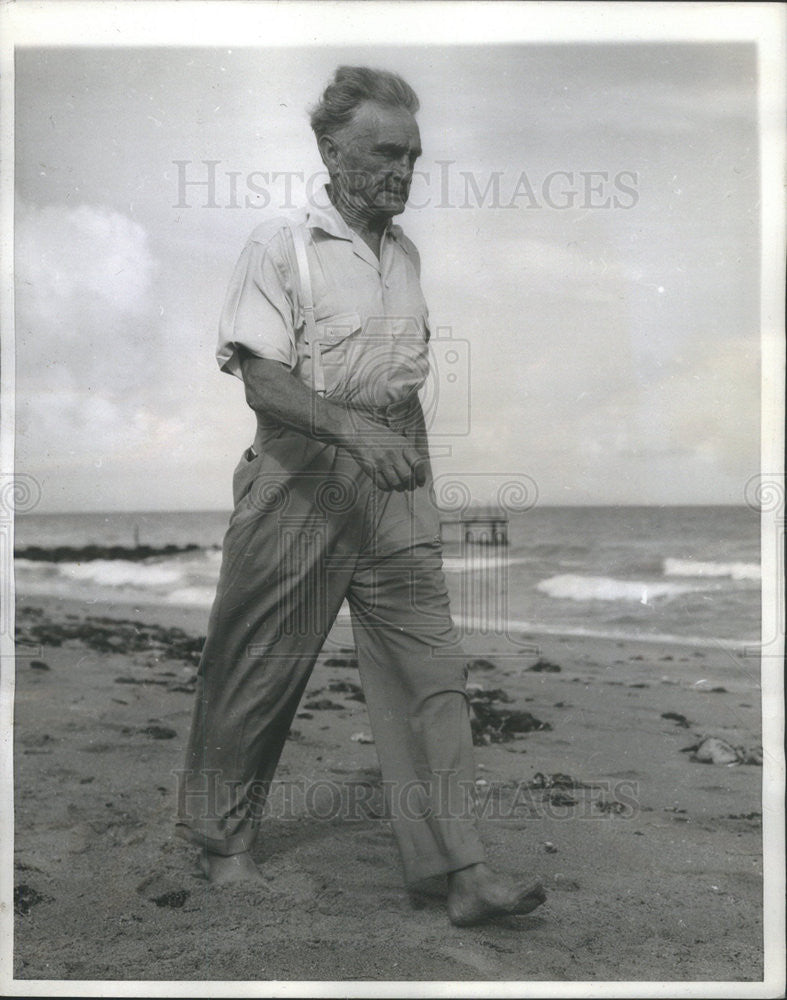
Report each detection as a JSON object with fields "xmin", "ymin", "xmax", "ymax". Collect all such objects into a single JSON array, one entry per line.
[
  {"xmin": 14, "ymin": 554, "xmax": 219, "ymax": 605},
  {"xmin": 58, "ymin": 559, "xmax": 186, "ymax": 588},
  {"xmin": 663, "ymin": 558, "xmax": 760, "ymax": 581},
  {"xmin": 450, "ymin": 614, "xmax": 755, "ymax": 650},
  {"xmin": 165, "ymin": 587, "xmax": 219, "ymax": 607},
  {"xmin": 536, "ymin": 573, "xmax": 700, "ymax": 603},
  {"xmin": 442, "ymin": 554, "xmax": 533, "ymax": 573}
]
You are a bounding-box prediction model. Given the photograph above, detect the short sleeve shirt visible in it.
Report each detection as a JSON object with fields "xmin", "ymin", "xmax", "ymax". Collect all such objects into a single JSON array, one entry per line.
[{"xmin": 216, "ymin": 192, "xmax": 431, "ymax": 410}]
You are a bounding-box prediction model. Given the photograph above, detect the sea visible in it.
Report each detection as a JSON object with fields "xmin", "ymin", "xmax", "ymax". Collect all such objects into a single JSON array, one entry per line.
[{"xmin": 13, "ymin": 506, "xmax": 761, "ymax": 648}]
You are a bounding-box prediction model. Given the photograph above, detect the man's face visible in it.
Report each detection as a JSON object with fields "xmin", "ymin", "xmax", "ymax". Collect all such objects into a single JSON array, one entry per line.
[{"xmin": 326, "ymin": 101, "xmax": 422, "ymax": 219}]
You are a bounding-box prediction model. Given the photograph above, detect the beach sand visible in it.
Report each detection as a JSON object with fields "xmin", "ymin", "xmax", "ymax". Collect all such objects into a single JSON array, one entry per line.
[{"xmin": 12, "ymin": 595, "xmax": 763, "ymax": 983}]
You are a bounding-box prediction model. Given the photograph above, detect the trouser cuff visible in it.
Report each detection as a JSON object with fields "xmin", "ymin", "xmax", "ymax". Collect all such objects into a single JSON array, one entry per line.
[
  {"xmin": 175, "ymin": 821, "xmax": 256, "ymax": 857},
  {"xmin": 402, "ymin": 847, "xmax": 487, "ymax": 887}
]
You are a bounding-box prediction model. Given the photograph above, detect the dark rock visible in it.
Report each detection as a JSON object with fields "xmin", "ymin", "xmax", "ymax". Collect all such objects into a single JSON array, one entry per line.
[
  {"xmin": 596, "ymin": 800, "xmax": 627, "ymax": 815},
  {"xmin": 136, "ymin": 725, "xmax": 177, "ymax": 740},
  {"xmin": 303, "ymin": 699, "xmax": 346, "ymax": 711},
  {"xmin": 14, "ymin": 609, "xmax": 206, "ymax": 666},
  {"xmin": 527, "ymin": 659, "xmax": 562, "ymax": 673},
  {"xmin": 499, "ymin": 710, "xmax": 551, "ymax": 735},
  {"xmin": 467, "ymin": 687, "xmax": 512, "ymax": 704},
  {"xmin": 324, "ymin": 658, "xmax": 358, "ymax": 669},
  {"xmin": 685, "ymin": 736, "xmax": 740, "ymax": 765},
  {"xmin": 137, "ymin": 874, "xmax": 189, "ymax": 907},
  {"xmin": 19, "ymin": 733, "xmax": 54, "ymax": 749},
  {"xmin": 115, "ymin": 676, "xmax": 170, "ymax": 686},
  {"xmin": 548, "ymin": 791, "xmax": 576, "ymax": 807},
  {"xmin": 327, "ymin": 680, "xmax": 365, "ymax": 702},
  {"xmin": 15, "ymin": 543, "xmax": 200, "ymax": 563},
  {"xmin": 14, "ymin": 884, "xmax": 52, "ymax": 916},
  {"xmin": 469, "ymin": 700, "xmax": 550, "ymax": 745},
  {"xmin": 468, "ymin": 658, "xmax": 497, "ymax": 671},
  {"xmin": 29, "ymin": 660, "xmax": 50, "ymax": 671},
  {"xmin": 661, "ymin": 711, "xmax": 690, "ymax": 728},
  {"xmin": 153, "ymin": 890, "xmax": 190, "ymax": 909},
  {"xmin": 528, "ymin": 772, "xmax": 585, "ymax": 790}
]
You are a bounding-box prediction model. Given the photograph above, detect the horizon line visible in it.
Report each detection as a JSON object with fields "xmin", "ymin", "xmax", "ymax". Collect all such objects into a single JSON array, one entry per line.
[{"xmin": 18, "ymin": 501, "xmax": 760, "ymax": 517}]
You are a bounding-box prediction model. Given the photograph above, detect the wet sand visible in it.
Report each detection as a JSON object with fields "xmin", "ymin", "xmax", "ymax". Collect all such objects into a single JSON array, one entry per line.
[{"xmin": 12, "ymin": 595, "xmax": 764, "ymax": 982}]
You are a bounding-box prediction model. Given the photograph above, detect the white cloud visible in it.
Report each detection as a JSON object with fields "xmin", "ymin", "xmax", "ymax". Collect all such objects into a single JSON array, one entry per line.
[
  {"xmin": 15, "ymin": 203, "xmax": 160, "ymax": 475},
  {"xmin": 12, "ymin": 44, "xmax": 761, "ymax": 509},
  {"xmin": 16, "ymin": 201, "xmax": 156, "ymax": 322}
]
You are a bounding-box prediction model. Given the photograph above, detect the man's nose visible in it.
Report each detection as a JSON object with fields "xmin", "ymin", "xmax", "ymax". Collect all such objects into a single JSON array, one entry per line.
[{"xmin": 391, "ymin": 154, "xmax": 413, "ymax": 181}]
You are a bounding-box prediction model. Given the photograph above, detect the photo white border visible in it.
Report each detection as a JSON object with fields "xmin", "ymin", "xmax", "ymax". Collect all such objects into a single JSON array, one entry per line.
[{"xmin": 1, "ymin": 2, "xmax": 784, "ymax": 997}]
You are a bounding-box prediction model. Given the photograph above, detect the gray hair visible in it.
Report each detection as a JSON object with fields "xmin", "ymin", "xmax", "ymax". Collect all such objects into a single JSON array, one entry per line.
[{"xmin": 309, "ymin": 66, "xmax": 419, "ymax": 141}]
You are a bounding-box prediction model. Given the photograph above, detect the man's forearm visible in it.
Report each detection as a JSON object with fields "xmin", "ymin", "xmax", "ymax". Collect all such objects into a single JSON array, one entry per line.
[
  {"xmin": 239, "ymin": 353, "xmax": 354, "ymax": 445},
  {"xmin": 238, "ymin": 351, "xmax": 427, "ymax": 493}
]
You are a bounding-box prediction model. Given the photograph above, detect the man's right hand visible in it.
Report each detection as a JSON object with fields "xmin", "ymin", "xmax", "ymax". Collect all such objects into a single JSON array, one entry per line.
[
  {"xmin": 338, "ymin": 413, "xmax": 427, "ymax": 492},
  {"xmin": 239, "ymin": 353, "xmax": 428, "ymax": 492}
]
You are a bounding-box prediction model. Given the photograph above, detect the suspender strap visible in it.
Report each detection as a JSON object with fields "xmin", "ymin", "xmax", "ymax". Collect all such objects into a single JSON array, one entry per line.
[{"xmin": 289, "ymin": 221, "xmax": 325, "ymax": 394}]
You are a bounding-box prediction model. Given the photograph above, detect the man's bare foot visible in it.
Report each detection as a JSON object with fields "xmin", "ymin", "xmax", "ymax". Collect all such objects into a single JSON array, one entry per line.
[
  {"xmin": 200, "ymin": 850, "xmax": 264, "ymax": 885},
  {"xmin": 446, "ymin": 862, "xmax": 546, "ymax": 927}
]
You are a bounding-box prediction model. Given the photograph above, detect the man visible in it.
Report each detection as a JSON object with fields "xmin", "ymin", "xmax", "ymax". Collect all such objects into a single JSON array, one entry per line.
[{"xmin": 177, "ymin": 65, "xmax": 545, "ymax": 927}]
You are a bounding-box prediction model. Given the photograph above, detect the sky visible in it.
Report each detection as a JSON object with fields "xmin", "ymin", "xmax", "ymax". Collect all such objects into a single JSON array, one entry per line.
[{"xmin": 12, "ymin": 37, "xmax": 762, "ymax": 511}]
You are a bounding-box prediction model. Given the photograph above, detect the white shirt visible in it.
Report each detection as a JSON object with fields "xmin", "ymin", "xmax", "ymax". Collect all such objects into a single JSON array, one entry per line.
[{"xmin": 216, "ymin": 193, "xmax": 431, "ymax": 409}]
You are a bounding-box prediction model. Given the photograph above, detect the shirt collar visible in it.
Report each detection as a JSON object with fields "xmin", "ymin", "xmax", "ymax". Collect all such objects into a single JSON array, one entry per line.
[{"xmin": 306, "ymin": 187, "xmax": 402, "ymax": 243}]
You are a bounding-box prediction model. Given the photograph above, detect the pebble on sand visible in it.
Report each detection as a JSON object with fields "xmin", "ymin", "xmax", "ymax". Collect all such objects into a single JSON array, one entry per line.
[
  {"xmin": 661, "ymin": 712, "xmax": 691, "ymax": 728},
  {"xmin": 682, "ymin": 736, "xmax": 763, "ymax": 766},
  {"xmin": 467, "ymin": 658, "xmax": 497, "ymax": 671},
  {"xmin": 135, "ymin": 725, "xmax": 177, "ymax": 740},
  {"xmin": 527, "ymin": 659, "xmax": 562, "ymax": 673},
  {"xmin": 136, "ymin": 874, "xmax": 190, "ymax": 908},
  {"xmin": 14, "ymin": 884, "xmax": 52, "ymax": 916}
]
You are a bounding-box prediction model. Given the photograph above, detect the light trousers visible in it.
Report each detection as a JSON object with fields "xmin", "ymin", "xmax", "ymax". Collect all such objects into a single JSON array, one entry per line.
[{"xmin": 176, "ymin": 424, "xmax": 485, "ymax": 884}]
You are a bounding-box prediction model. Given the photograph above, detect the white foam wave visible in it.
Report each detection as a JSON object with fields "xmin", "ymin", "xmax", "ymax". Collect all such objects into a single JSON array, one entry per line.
[
  {"xmin": 58, "ymin": 560, "xmax": 185, "ymax": 588},
  {"xmin": 537, "ymin": 573, "xmax": 698, "ymax": 604},
  {"xmin": 442, "ymin": 554, "xmax": 532, "ymax": 573},
  {"xmin": 663, "ymin": 558, "xmax": 760, "ymax": 581},
  {"xmin": 450, "ymin": 614, "xmax": 755, "ymax": 651},
  {"xmin": 165, "ymin": 587, "xmax": 218, "ymax": 607}
]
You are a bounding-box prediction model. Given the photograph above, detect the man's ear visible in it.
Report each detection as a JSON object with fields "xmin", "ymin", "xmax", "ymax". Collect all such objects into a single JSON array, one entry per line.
[{"xmin": 318, "ymin": 134, "xmax": 340, "ymax": 172}]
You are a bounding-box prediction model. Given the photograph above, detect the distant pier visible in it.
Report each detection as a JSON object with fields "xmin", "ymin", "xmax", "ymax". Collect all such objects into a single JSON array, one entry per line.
[{"xmin": 439, "ymin": 506, "xmax": 509, "ymax": 546}]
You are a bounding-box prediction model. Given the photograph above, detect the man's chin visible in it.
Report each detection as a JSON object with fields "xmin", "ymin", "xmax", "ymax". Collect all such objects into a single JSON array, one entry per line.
[{"xmin": 376, "ymin": 197, "xmax": 407, "ymax": 217}]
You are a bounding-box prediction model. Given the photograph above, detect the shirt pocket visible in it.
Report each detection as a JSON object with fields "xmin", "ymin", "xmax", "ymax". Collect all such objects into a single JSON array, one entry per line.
[{"xmin": 307, "ymin": 311, "xmax": 362, "ymax": 396}]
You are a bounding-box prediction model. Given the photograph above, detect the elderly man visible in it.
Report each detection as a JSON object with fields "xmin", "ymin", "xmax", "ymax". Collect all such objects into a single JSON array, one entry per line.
[{"xmin": 177, "ymin": 66, "xmax": 545, "ymax": 927}]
